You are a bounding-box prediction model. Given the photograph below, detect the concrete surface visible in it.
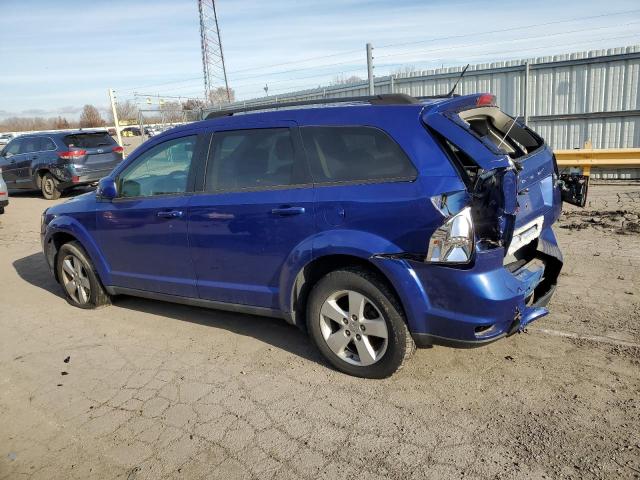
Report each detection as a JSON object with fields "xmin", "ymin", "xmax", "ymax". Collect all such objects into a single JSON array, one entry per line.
[{"xmin": 0, "ymin": 185, "xmax": 639, "ymax": 479}]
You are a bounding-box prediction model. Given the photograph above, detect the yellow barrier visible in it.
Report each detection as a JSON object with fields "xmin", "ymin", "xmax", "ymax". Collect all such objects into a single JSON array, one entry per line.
[{"xmin": 554, "ymin": 148, "xmax": 640, "ymax": 176}]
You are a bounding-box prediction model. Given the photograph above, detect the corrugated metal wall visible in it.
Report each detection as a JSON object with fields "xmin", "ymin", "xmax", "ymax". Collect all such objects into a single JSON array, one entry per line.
[{"xmin": 210, "ymin": 45, "xmax": 640, "ymax": 151}]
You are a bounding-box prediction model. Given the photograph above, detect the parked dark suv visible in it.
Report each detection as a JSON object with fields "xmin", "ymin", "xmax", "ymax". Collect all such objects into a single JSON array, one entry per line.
[
  {"xmin": 41, "ymin": 94, "xmax": 584, "ymax": 378},
  {"xmin": 0, "ymin": 130, "xmax": 124, "ymax": 199}
]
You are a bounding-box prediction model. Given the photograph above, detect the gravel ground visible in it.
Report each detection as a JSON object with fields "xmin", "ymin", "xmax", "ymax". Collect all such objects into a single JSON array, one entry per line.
[{"xmin": 0, "ymin": 185, "xmax": 639, "ymax": 480}]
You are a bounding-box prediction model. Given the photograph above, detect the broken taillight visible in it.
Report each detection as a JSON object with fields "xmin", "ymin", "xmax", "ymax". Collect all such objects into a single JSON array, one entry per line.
[{"xmin": 425, "ymin": 206, "xmax": 474, "ymax": 264}]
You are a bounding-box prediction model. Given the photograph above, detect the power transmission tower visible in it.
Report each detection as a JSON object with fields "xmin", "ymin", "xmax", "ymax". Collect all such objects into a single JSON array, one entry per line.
[{"xmin": 198, "ymin": 0, "xmax": 231, "ymax": 104}]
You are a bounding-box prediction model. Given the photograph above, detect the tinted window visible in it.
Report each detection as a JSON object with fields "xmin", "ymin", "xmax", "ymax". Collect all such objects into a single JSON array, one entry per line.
[
  {"xmin": 39, "ymin": 137, "xmax": 57, "ymax": 151},
  {"xmin": 118, "ymin": 136, "xmax": 196, "ymax": 198},
  {"xmin": 5, "ymin": 139, "xmax": 23, "ymax": 155},
  {"xmin": 21, "ymin": 137, "xmax": 40, "ymax": 154},
  {"xmin": 205, "ymin": 128, "xmax": 303, "ymax": 192},
  {"xmin": 63, "ymin": 132, "xmax": 115, "ymax": 148},
  {"xmin": 301, "ymin": 126, "xmax": 416, "ymax": 183}
]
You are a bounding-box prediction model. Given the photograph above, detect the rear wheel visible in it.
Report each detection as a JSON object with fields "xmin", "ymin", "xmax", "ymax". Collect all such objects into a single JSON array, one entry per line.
[
  {"xmin": 56, "ymin": 241, "xmax": 110, "ymax": 309},
  {"xmin": 0, "ymin": 206, "xmax": 4, "ymax": 214},
  {"xmin": 307, "ymin": 268, "xmax": 414, "ymax": 378},
  {"xmin": 41, "ymin": 172, "xmax": 62, "ymax": 200}
]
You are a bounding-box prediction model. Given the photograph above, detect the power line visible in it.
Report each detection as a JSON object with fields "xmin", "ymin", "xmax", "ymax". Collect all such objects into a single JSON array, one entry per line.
[
  {"xmin": 117, "ymin": 8, "xmax": 639, "ymax": 95},
  {"xmin": 377, "ymin": 8, "xmax": 640, "ymax": 50},
  {"xmin": 375, "ymin": 21, "xmax": 640, "ymax": 61}
]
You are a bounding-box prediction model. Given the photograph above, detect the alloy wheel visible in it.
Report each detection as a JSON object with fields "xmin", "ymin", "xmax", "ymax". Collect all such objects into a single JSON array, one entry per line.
[
  {"xmin": 61, "ymin": 254, "xmax": 91, "ymax": 305},
  {"xmin": 319, "ymin": 289, "xmax": 389, "ymax": 366},
  {"xmin": 43, "ymin": 177, "xmax": 56, "ymax": 196}
]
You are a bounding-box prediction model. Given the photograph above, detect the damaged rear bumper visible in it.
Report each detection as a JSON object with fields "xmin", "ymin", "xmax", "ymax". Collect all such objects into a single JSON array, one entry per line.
[{"xmin": 371, "ymin": 225, "xmax": 563, "ymax": 348}]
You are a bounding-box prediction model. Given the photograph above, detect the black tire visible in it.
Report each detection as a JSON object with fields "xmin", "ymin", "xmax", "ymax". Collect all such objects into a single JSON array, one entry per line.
[
  {"xmin": 56, "ymin": 241, "xmax": 111, "ymax": 309},
  {"xmin": 0, "ymin": 206, "xmax": 4, "ymax": 214},
  {"xmin": 41, "ymin": 172, "xmax": 62, "ymax": 200},
  {"xmin": 307, "ymin": 267, "xmax": 414, "ymax": 378}
]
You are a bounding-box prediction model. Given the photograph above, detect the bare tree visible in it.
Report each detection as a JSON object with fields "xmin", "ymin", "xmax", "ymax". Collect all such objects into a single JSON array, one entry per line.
[
  {"xmin": 182, "ymin": 98, "xmax": 206, "ymax": 111},
  {"xmin": 208, "ymin": 87, "xmax": 235, "ymax": 106},
  {"xmin": 112, "ymin": 100, "xmax": 139, "ymax": 124},
  {"xmin": 53, "ymin": 116, "xmax": 70, "ymax": 130},
  {"xmin": 79, "ymin": 105, "xmax": 105, "ymax": 128},
  {"xmin": 159, "ymin": 101, "xmax": 183, "ymax": 123},
  {"xmin": 331, "ymin": 74, "xmax": 364, "ymax": 85},
  {"xmin": 0, "ymin": 116, "xmax": 78, "ymax": 132}
]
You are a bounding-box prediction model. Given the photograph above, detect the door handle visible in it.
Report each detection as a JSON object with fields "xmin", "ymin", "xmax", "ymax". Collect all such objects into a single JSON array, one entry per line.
[
  {"xmin": 271, "ymin": 206, "xmax": 305, "ymax": 216},
  {"xmin": 157, "ymin": 210, "xmax": 184, "ymax": 219}
]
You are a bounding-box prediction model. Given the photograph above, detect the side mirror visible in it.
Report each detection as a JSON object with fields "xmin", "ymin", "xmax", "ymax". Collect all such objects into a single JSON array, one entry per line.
[{"xmin": 97, "ymin": 177, "xmax": 117, "ymax": 200}]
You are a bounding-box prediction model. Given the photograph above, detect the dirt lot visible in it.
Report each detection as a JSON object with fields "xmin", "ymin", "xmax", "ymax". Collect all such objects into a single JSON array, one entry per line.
[{"xmin": 0, "ymin": 185, "xmax": 639, "ymax": 480}]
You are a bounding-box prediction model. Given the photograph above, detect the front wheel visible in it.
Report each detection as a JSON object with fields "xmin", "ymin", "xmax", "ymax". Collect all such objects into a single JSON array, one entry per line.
[
  {"xmin": 56, "ymin": 241, "xmax": 111, "ymax": 309},
  {"xmin": 307, "ymin": 268, "xmax": 414, "ymax": 378},
  {"xmin": 41, "ymin": 172, "xmax": 62, "ymax": 200}
]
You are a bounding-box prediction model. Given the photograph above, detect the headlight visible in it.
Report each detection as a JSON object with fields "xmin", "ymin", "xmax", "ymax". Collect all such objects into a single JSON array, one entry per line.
[{"xmin": 426, "ymin": 206, "xmax": 474, "ymax": 264}]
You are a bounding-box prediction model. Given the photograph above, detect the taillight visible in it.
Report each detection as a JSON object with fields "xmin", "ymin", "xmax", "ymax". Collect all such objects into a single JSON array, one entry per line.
[
  {"xmin": 426, "ymin": 206, "xmax": 474, "ymax": 264},
  {"xmin": 112, "ymin": 146, "xmax": 124, "ymax": 154},
  {"xmin": 59, "ymin": 150, "xmax": 87, "ymax": 160},
  {"xmin": 476, "ymin": 93, "xmax": 496, "ymax": 106}
]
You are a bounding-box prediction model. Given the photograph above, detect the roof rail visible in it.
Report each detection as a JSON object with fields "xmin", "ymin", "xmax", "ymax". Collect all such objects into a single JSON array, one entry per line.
[{"xmin": 204, "ymin": 93, "xmax": 420, "ymax": 119}]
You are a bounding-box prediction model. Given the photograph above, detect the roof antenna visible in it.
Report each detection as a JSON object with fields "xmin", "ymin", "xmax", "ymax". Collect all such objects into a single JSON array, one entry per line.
[{"xmin": 447, "ymin": 64, "xmax": 470, "ymax": 97}]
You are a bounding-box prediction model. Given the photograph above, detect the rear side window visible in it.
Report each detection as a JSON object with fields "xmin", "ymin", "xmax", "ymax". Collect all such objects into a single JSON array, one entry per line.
[
  {"xmin": 300, "ymin": 126, "xmax": 416, "ymax": 184},
  {"xmin": 205, "ymin": 128, "xmax": 305, "ymax": 192},
  {"xmin": 63, "ymin": 132, "xmax": 115, "ymax": 148},
  {"xmin": 38, "ymin": 137, "xmax": 56, "ymax": 151}
]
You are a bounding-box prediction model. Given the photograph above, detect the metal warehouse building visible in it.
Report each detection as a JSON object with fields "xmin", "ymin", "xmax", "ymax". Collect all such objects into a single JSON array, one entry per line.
[{"xmin": 212, "ymin": 45, "xmax": 640, "ymax": 178}]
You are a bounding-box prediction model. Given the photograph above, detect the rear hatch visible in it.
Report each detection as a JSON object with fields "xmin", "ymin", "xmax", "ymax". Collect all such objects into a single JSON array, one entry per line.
[
  {"xmin": 62, "ymin": 132, "xmax": 123, "ymax": 171},
  {"xmin": 422, "ymin": 94, "xmax": 562, "ymax": 256}
]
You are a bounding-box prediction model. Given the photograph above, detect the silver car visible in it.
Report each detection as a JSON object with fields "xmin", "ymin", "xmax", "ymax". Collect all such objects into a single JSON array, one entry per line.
[
  {"xmin": 0, "ymin": 167, "xmax": 8, "ymax": 214},
  {"xmin": 0, "ymin": 133, "xmax": 15, "ymax": 146}
]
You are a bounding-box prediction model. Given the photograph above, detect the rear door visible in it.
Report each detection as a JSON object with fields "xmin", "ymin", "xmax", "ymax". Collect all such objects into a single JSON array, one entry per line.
[
  {"xmin": 188, "ymin": 124, "xmax": 315, "ymax": 309},
  {"xmin": 423, "ymin": 96, "xmax": 562, "ymax": 254}
]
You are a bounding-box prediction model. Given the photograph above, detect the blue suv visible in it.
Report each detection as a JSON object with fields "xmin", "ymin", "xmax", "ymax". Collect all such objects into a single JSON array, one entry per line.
[
  {"xmin": 0, "ymin": 130, "xmax": 124, "ymax": 199},
  {"xmin": 41, "ymin": 94, "xmax": 582, "ymax": 378}
]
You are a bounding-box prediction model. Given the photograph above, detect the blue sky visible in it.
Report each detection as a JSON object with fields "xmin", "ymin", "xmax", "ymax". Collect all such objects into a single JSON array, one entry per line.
[{"xmin": 1, "ymin": 0, "xmax": 639, "ymax": 119}]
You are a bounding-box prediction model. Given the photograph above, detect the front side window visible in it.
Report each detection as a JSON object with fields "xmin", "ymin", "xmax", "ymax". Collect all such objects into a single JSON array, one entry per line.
[
  {"xmin": 4, "ymin": 139, "xmax": 23, "ymax": 155},
  {"xmin": 300, "ymin": 126, "xmax": 417, "ymax": 184},
  {"xmin": 21, "ymin": 137, "xmax": 40, "ymax": 154},
  {"xmin": 118, "ymin": 136, "xmax": 196, "ymax": 198},
  {"xmin": 205, "ymin": 128, "xmax": 303, "ymax": 192}
]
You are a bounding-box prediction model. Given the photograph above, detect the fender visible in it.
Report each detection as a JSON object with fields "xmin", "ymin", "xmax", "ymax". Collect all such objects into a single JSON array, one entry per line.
[
  {"xmin": 45, "ymin": 214, "xmax": 112, "ymax": 286},
  {"xmin": 278, "ymin": 229, "xmax": 410, "ymax": 318}
]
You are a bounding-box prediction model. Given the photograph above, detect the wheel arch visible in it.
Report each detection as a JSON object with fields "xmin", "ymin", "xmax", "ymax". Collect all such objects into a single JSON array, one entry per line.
[
  {"xmin": 34, "ymin": 168, "xmax": 50, "ymax": 188},
  {"xmin": 287, "ymin": 253, "xmax": 408, "ymax": 330},
  {"xmin": 45, "ymin": 218, "xmax": 112, "ymax": 287}
]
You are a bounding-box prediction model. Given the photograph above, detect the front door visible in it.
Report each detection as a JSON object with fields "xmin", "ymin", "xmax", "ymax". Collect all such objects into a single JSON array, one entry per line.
[
  {"xmin": 188, "ymin": 126, "xmax": 315, "ymax": 310},
  {"xmin": 94, "ymin": 134, "xmax": 204, "ymax": 297},
  {"xmin": 0, "ymin": 138, "xmax": 25, "ymax": 188}
]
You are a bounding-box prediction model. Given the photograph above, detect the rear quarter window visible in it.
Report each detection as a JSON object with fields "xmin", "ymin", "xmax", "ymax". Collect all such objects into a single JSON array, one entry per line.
[
  {"xmin": 63, "ymin": 132, "xmax": 116, "ymax": 148},
  {"xmin": 300, "ymin": 126, "xmax": 416, "ymax": 184}
]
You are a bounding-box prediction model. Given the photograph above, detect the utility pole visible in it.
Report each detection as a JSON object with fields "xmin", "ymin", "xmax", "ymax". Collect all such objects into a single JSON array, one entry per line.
[
  {"xmin": 108, "ymin": 88, "xmax": 123, "ymax": 148},
  {"xmin": 366, "ymin": 43, "xmax": 375, "ymax": 95},
  {"xmin": 198, "ymin": 0, "xmax": 231, "ymax": 104},
  {"xmin": 523, "ymin": 61, "xmax": 530, "ymax": 125}
]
